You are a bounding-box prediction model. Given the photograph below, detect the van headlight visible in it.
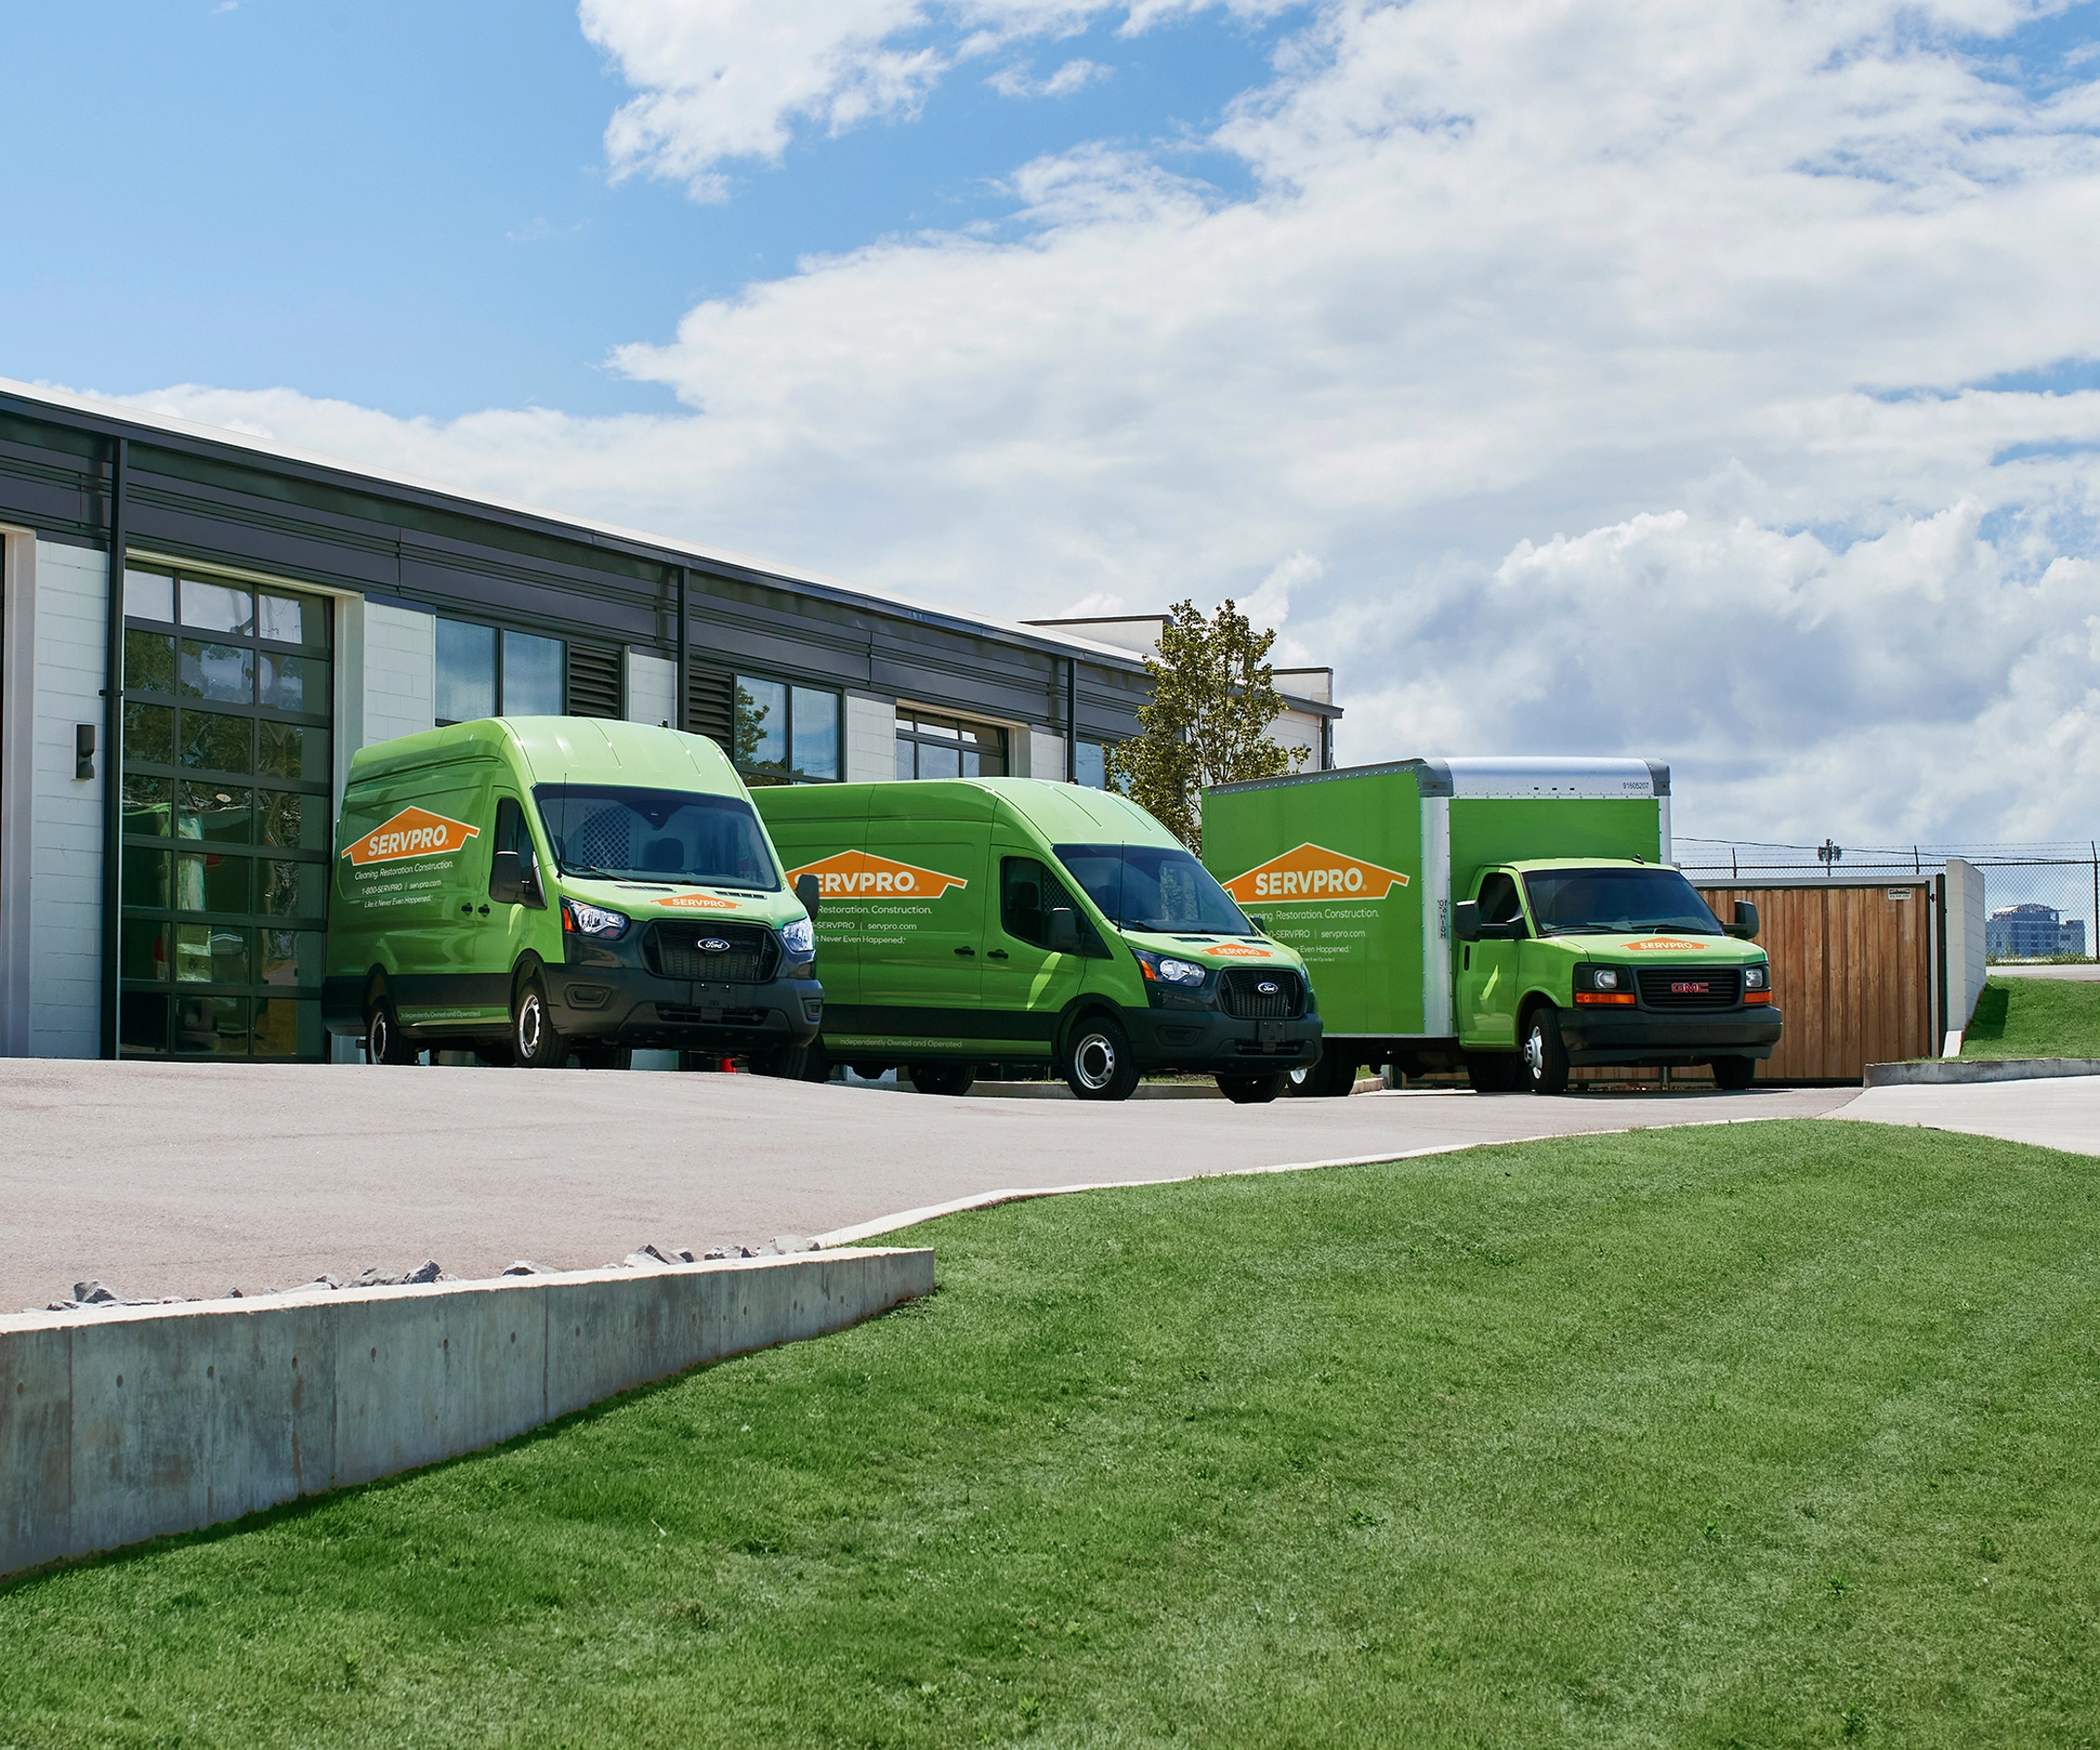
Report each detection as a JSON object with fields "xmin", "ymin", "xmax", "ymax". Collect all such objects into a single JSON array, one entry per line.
[
  {"xmin": 1158, "ymin": 958, "xmax": 1206, "ymax": 986},
  {"xmin": 780, "ymin": 917, "xmax": 816, "ymax": 962},
  {"xmin": 562, "ymin": 899, "xmax": 629, "ymax": 939},
  {"xmin": 1743, "ymin": 963, "xmax": 1768, "ymax": 991}
]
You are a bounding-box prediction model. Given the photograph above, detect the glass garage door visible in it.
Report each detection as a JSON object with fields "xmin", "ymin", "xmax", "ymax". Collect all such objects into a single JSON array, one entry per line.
[{"xmin": 117, "ymin": 567, "xmax": 332, "ymax": 1060}]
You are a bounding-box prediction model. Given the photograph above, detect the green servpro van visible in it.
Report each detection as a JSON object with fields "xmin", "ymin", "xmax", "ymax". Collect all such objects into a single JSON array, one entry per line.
[
  {"xmin": 752, "ymin": 778, "xmax": 1323, "ymax": 1102},
  {"xmin": 1202, "ymin": 757, "xmax": 1782, "ymax": 1095},
  {"xmin": 324, "ymin": 718, "xmax": 822, "ymax": 1068}
]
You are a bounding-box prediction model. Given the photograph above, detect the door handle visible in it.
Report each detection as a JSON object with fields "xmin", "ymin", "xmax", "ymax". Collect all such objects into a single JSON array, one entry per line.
[
  {"xmin": 478, "ymin": 904, "xmax": 491, "ymax": 916},
  {"xmin": 460, "ymin": 903, "xmax": 472, "ymax": 915},
  {"xmin": 954, "ymin": 946, "xmax": 976, "ymax": 957},
  {"xmin": 987, "ymin": 949, "xmax": 1009, "ymax": 961}
]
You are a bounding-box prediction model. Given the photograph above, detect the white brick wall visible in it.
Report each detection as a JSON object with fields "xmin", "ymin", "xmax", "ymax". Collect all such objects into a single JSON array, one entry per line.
[
  {"xmin": 626, "ymin": 651, "xmax": 676, "ymax": 727},
  {"xmin": 31, "ymin": 542, "xmax": 108, "ymax": 1058},
  {"xmin": 363, "ymin": 603, "xmax": 436, "ymax": 748},
  {"xmin": 846, "ymin": 693, "xmax": 896, "ymax": 783}
]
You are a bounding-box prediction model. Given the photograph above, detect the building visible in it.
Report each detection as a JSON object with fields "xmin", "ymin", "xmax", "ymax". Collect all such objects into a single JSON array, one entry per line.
[
  {"xmin": 1984, "ymin": 902, "xmax": 2086, "ymax": 961},
  {"xmin": 0, "ymin": 380, "xmax": 1339, "ymax": 1063},
  {"xmin": 1022, "ymin": 612, "xmax": 1341, "ymax": 775}
]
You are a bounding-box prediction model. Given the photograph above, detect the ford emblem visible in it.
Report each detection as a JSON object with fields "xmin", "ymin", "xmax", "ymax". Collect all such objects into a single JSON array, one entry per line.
[
  {"xmin": 1257, "ymin": 980, "xmax": 1279, "ymax": 996},
  {"xmin": 699, "ymin": 937, "xmax": 732, "ymax": 953}
]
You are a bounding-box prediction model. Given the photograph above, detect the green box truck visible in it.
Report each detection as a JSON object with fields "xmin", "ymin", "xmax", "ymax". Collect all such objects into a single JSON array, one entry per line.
[
  {"xmin": 324, "ymin": 718, "xmax": 822, "ymax": 1068},
  {"xmin": 1202, "ymin": 757, "xmax": 1781, "ymax": 1096},
  {"xmin": 752, "ymin": 778, "xmax": 1322, "ymax": 1102}
]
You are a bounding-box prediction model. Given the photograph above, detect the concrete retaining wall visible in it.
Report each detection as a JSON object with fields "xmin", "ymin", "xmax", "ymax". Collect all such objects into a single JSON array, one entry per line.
[
  {"xmin": 0, "ymin": 1245, "xmax": 932, "ymax": 1581},
  {"xmin": 1865, "ymin": 1057, "xmax": 2100, "ymax": 1088}
]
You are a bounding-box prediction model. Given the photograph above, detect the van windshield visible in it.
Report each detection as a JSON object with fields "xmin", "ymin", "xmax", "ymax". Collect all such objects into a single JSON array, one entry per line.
[
  {"xmin": 534, "ymin": 786, "xmax": 780, "ymax": 891},
  {"xmin": 1522, "ymin": 866, "xmax": 1722, "ymax": 935},
  {"xmin": 1054, "ymin": 843, "xmax": 1256, "ymax": 936}
]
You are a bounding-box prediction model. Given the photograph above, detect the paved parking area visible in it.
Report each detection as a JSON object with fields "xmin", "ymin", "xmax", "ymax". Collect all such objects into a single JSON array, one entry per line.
[
  {"xmin": 0, "ymin": 1061, "xmax": 1857, "ymax": 1309},
  {"xmin": 1837, "ymin": 1076, "xmax": 2100, "ymax": 1157}
]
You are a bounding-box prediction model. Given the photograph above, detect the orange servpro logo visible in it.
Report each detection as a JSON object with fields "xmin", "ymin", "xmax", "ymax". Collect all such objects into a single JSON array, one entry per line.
[
  {"xmin": 658, "ymin": 893, "xmax": 740, "ymax": 911},
  {"xmin": 786, "ymin": 850, "xmax": 968, "ymax": 899},
  {"xmin": 342, "ymin": 806, "xmax": 479, "ymax": 867},
  {"xmin": 1206, "ymin": 943, "xmax": 1276, "ymax": 960},
  {"xmin": 1220, "ymin": 843, "xmax": 1411, "ymax": 904},
  {"xmin": 1624, "ymin": 937, "xmax": 1709, "ymax": 953}
]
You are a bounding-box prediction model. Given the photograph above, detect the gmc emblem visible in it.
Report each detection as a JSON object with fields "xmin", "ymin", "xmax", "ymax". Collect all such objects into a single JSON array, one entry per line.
[{"xmin": 1670, "ymin": 980, "xmax": 1710, "ymax": 995}]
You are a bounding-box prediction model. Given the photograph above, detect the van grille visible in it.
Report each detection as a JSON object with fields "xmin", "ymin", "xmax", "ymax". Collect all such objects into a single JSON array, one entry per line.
[
  {"xmin": 645, "ymin": 922, "xmax": 778, "ymax": 983},
  {"xmin": 1217, "ymin": 968, "xmax": 1306, "ymax": 1019},
  {"xmin": 1635, "ymin": 966, "xmax": 1740, "ymax": 1010}
]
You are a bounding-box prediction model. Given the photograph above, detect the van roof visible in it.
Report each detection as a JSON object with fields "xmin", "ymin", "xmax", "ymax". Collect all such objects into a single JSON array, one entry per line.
[
  {"xmin": 1213, "ymin": 755, "xmax": 1670, "ymax": 799},
  {"xmin": 346, "ymin": 716, "xmax": 743, "ymax": 793},
  {"xmin": 755, "ymin": 778, "xmax": 1180, "ymax": 845}
]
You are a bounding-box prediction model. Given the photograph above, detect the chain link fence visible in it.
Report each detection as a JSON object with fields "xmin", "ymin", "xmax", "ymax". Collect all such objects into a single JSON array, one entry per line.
[{"xmin": 1677, "ymin": 838, "xmax": 2100, "ymax": 964}]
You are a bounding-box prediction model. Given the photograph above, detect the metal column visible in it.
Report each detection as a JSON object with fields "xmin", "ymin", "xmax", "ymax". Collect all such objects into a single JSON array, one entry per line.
[
  {"xmin": 1065, "ymin": 657, "xmax": 1077, "ymax": 782},
  {"xmin": 674, "ymin": 566, "xmax": 688, "ymax": 733},
  {"xmin": 98, "ymin": 438, "xmax": 128, "ymax": 1061}
]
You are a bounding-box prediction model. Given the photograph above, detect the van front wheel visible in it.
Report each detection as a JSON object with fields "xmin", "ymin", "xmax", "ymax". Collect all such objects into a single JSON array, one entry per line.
[
  {"xmin": 1063, "ymin": 1016, "xmax": 1139, "ymax": 1102},
  {"xmin": 365, "ymin": 998, "xmax": 417, "ymax": 1067},
  {"xmin": 907, "ymin": 1064, "xmax": 976, "ymax": 1097},
  {"xmin": 1521, "ymin": 1008, "xmax": 1570, "ymax": 1096},
  {"xmin": 513, "ymin": 975, "xmax": 571, "ymax": 1069},
  {"xmin": 1216, "ymin": 1072, "xmax": 1287, "ymax": 1103}
]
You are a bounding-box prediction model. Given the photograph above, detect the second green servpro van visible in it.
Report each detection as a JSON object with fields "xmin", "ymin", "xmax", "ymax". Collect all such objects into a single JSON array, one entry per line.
[
  {"xmin": 752, "ymin": 778, "xmax": 1323, "ymax": 1102},
  {"xmin": 324, "ymin": 718, "xmax": 822, "ymax": 1068}
]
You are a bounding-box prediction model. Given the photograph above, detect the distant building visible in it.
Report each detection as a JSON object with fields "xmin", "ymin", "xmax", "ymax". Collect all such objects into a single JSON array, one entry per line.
[{"xmin": 1986, "ymin": 902, "xmax": 2087, "ymax": 960}]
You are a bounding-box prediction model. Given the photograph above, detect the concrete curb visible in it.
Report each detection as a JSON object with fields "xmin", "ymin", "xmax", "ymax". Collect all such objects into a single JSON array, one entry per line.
[
  {"xmin": 1864, "ymin": 1058, "xmax": 2100, "ymax": 1088},
  {"xmin": 0, "ymin": 1246, "xmax": 931, "ymax": 1583}
]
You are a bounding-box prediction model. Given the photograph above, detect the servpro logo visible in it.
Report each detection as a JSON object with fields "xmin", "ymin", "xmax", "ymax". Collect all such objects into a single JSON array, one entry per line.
[
  {"xmin": 1624, "ymin": 937, "xmax": 1709, "ymax": 953},
  {"xmin": 342, "ymin": 806, "xmax": 479, "ymax": 867},
  {"xmin": 786, "ymin": 850, "xmax": 968, "ymax": 899},
  {"xmin": 1206, "ymin": 943, "xmax": 1276, "ymax": 960},
  {"xmin": 1220, "ymin": 843, "xmax": 1411, "ymax": 903},
  {"xmin": 658, "ymin": 893, "xmax": 739, "ymax": 911}
]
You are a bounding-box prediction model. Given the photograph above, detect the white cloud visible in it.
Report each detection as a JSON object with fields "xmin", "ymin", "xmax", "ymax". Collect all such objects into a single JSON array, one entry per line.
[
  {"xmin": 991, "ymin": 57, "xmax": 1112, "ymax": 97},
  {"xmin": 98, "ymin": 0, "xmax": 2100, "ymax": 843},
  {"xmin": 578, "ymin": 0, "xmax": 1289, "ymax": 194}
]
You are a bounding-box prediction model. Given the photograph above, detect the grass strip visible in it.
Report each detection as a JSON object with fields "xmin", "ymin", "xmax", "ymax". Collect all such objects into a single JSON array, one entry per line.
[
  {"xmin": 2, "ymin": 1119, "xmax": 2097, "ymax": 1748},
  {"xmin": 1962, "ymin": 975, "xmax": 2100, "ymax": 1060}
]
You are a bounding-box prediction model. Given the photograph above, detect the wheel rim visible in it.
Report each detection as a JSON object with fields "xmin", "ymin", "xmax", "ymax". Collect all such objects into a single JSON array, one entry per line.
[
  {"xmin": 517, "ymin": 995, "xmax": 542, "ymax": 1060},
  {"xmin": 1073, "ymin": 1032, "xmax": 1116, "ymax": 1091},
  {"xmin": 1288, "ymin": 1066, "xmax": 1312, "ymax": 1088},
  {"xmin": 1523, "ymin": 1026, "xmax": 1545, "ymax": 1078},
  {"xmin": 368, "ymin": 1010, "xmax": 389, "ymax": 1062}
]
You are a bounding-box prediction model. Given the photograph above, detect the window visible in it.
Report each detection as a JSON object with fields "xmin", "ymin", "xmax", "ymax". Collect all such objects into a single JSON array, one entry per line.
[
  {"xmin": 895, "ymin": 710, "xmax": 1007, "ymax": 781},
  {"xmin": 1000, "ymin": 857, "xmax": 1088, "ymax": 949},
  {"xmin": 733, "ymin": 677, "xmax": 840, "ymax": 784},
  {"xmin": 1476, "ymin": 872, "xmax": 1525, "ymax": 929},
  {"xmin": 1074, "ymin": 742, "xmax": 1106, "ymax": 788},
  {"xmin": 435, "ymin": 619, "xmax": 565, "ymax": 724},
  {"xmin": 535, "ymin": 785, "xmax": 780, "ymax": 889},
  {"xmin": 118, "ymin": 567, "xmax": 332, "ymax": 1061},
  {"xmin": 1053, "ymin": 843, "xmax": 1255, "ymax": 936}
]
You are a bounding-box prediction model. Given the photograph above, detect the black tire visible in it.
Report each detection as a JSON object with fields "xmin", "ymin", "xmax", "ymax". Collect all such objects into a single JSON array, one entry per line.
[
  {"xmin": 1062, "ymin": 1014, "xmax": 1140, "ymax": 1102},
  {"xmin": 365, "ymin": 995, "xmax": 418, "ymax": 1066},
  {"xmin": 1464, "ymin": 1052, "xmax": 1521, "ymax": 1094},
  {"xmin": 907, "ymin": 1063, "xmax": 976, "ymax": 1097},
  {"xmin": 1215, "ymin": 1072, "xmax": 1288, "ymax": 1103},
  {"xmin": 1520, "ymin": 1007, "xmax": 1570, "ymax": 1096},
  {"xmin": 472, "ymin": 1040, "xmax": 515, "ymax": 1068},
  {"xmin": 572, "ymin": 1043, "xmax": 633, "ymax": 1070},
  {"xmin": 1287, "ymin": 1055, "xmax": 1355, "ymax": 1097},
  {"xmin": 1711, "ymin": 1055, "xmax": 1757, "ymax": 1091},
  {"xmin": 512, "ymin": 973, "xmax": 571, "ymax": 1069}
]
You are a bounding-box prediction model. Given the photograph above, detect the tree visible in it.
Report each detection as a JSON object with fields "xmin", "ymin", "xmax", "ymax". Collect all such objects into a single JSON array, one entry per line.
[{"xmin": 1103, "ymin": 599, "xmax": 1307, "ymax": 853}]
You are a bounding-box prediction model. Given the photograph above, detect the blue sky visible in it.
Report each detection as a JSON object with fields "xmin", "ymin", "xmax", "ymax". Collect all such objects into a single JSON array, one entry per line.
[{"xmin": 0, "ymin": 2, "xmax": 1294, "ymax": 418}]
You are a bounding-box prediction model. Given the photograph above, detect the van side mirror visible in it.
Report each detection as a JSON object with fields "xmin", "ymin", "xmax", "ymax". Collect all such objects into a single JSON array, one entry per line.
[
  {"xmin": 1048, "ymin": 906, "xmax": 1080, "ymax": 954},
  {"xmin": 1246, "ymin": 914, "xmax": 1267, "ymax": 935},
  {"xmin": 490, "ymin": 850, "xmax": 525, "ymax": 907},
  {"xmin": 1729, "ymin": 900, "xmax": 1760, "ymax": 941},
  {"xmin": 795, "ymin": 872, "xmax": 822, "ymax": 919},
  {"xmin": 1452, "ymin": 900, "xmax": 1481, "ymax": 943}
]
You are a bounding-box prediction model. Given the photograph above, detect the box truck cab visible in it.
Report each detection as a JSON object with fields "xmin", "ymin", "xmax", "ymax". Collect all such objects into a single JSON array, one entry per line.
[
  {"xmin": 1202, "ymin": 756, "xmax": 1782, "ymax": 1095},
  {"xmin": 324, "ymin": 718, "xmax": 822, "ymax": 1068},
  {"xmin": 752, "ymin": 778, "xmax": 1322, "ymax": 1102}
]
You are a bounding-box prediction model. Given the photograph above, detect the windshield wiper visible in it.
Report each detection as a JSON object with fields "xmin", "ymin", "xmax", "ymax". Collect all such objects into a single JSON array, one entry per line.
[
  {"xmin": 1540, "ymin": 924, "xmax": 1619, "ymax": 934},
  {"xmin": 558, "ymin": 861, "xmax": 623, "ymax": 879}
]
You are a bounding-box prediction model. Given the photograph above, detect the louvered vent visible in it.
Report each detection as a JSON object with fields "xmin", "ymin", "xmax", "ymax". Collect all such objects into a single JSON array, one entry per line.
[
  {"xmin": 687, "ymin": 665, "xmax": 733, "ymax": 754},
  {"xmin": 566, "ymin": 645, "xmax": 621, "ymax": 719}
]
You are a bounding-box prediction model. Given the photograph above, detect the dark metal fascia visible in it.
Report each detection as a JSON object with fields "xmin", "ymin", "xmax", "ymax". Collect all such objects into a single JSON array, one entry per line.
[{"xmin": 0, "ymin": 391, "xmax": 1148, "ymax": 678}]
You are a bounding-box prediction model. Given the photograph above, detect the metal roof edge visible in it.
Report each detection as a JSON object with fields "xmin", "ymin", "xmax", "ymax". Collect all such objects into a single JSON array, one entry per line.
[{"xmin": 0, "ymin": 377, "xmax": 1147, "ymax": 675}]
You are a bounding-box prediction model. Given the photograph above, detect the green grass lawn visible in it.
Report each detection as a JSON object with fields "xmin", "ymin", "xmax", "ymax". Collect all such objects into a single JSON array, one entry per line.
[
  {"xmin": 1963, "ymin": 975, "xmax": 2100, "ymax": 1060},
  {"xmin": 4, "ymin": 1120, "xmax": 2098, "ymax": 1748}
]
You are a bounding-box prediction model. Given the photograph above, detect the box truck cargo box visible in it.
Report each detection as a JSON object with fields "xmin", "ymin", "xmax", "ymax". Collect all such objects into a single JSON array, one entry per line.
[
  {"xmin": 326, "ymin": 718, "xmax": 822, "ymax": 1068},
  {"xmin": 753, "ymin": 778, "xmax": 1321, "ymax": 1102},
  {"xmin": 1203, "ymin": 757, "xmax": 1781, "ymax": 1096}
]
